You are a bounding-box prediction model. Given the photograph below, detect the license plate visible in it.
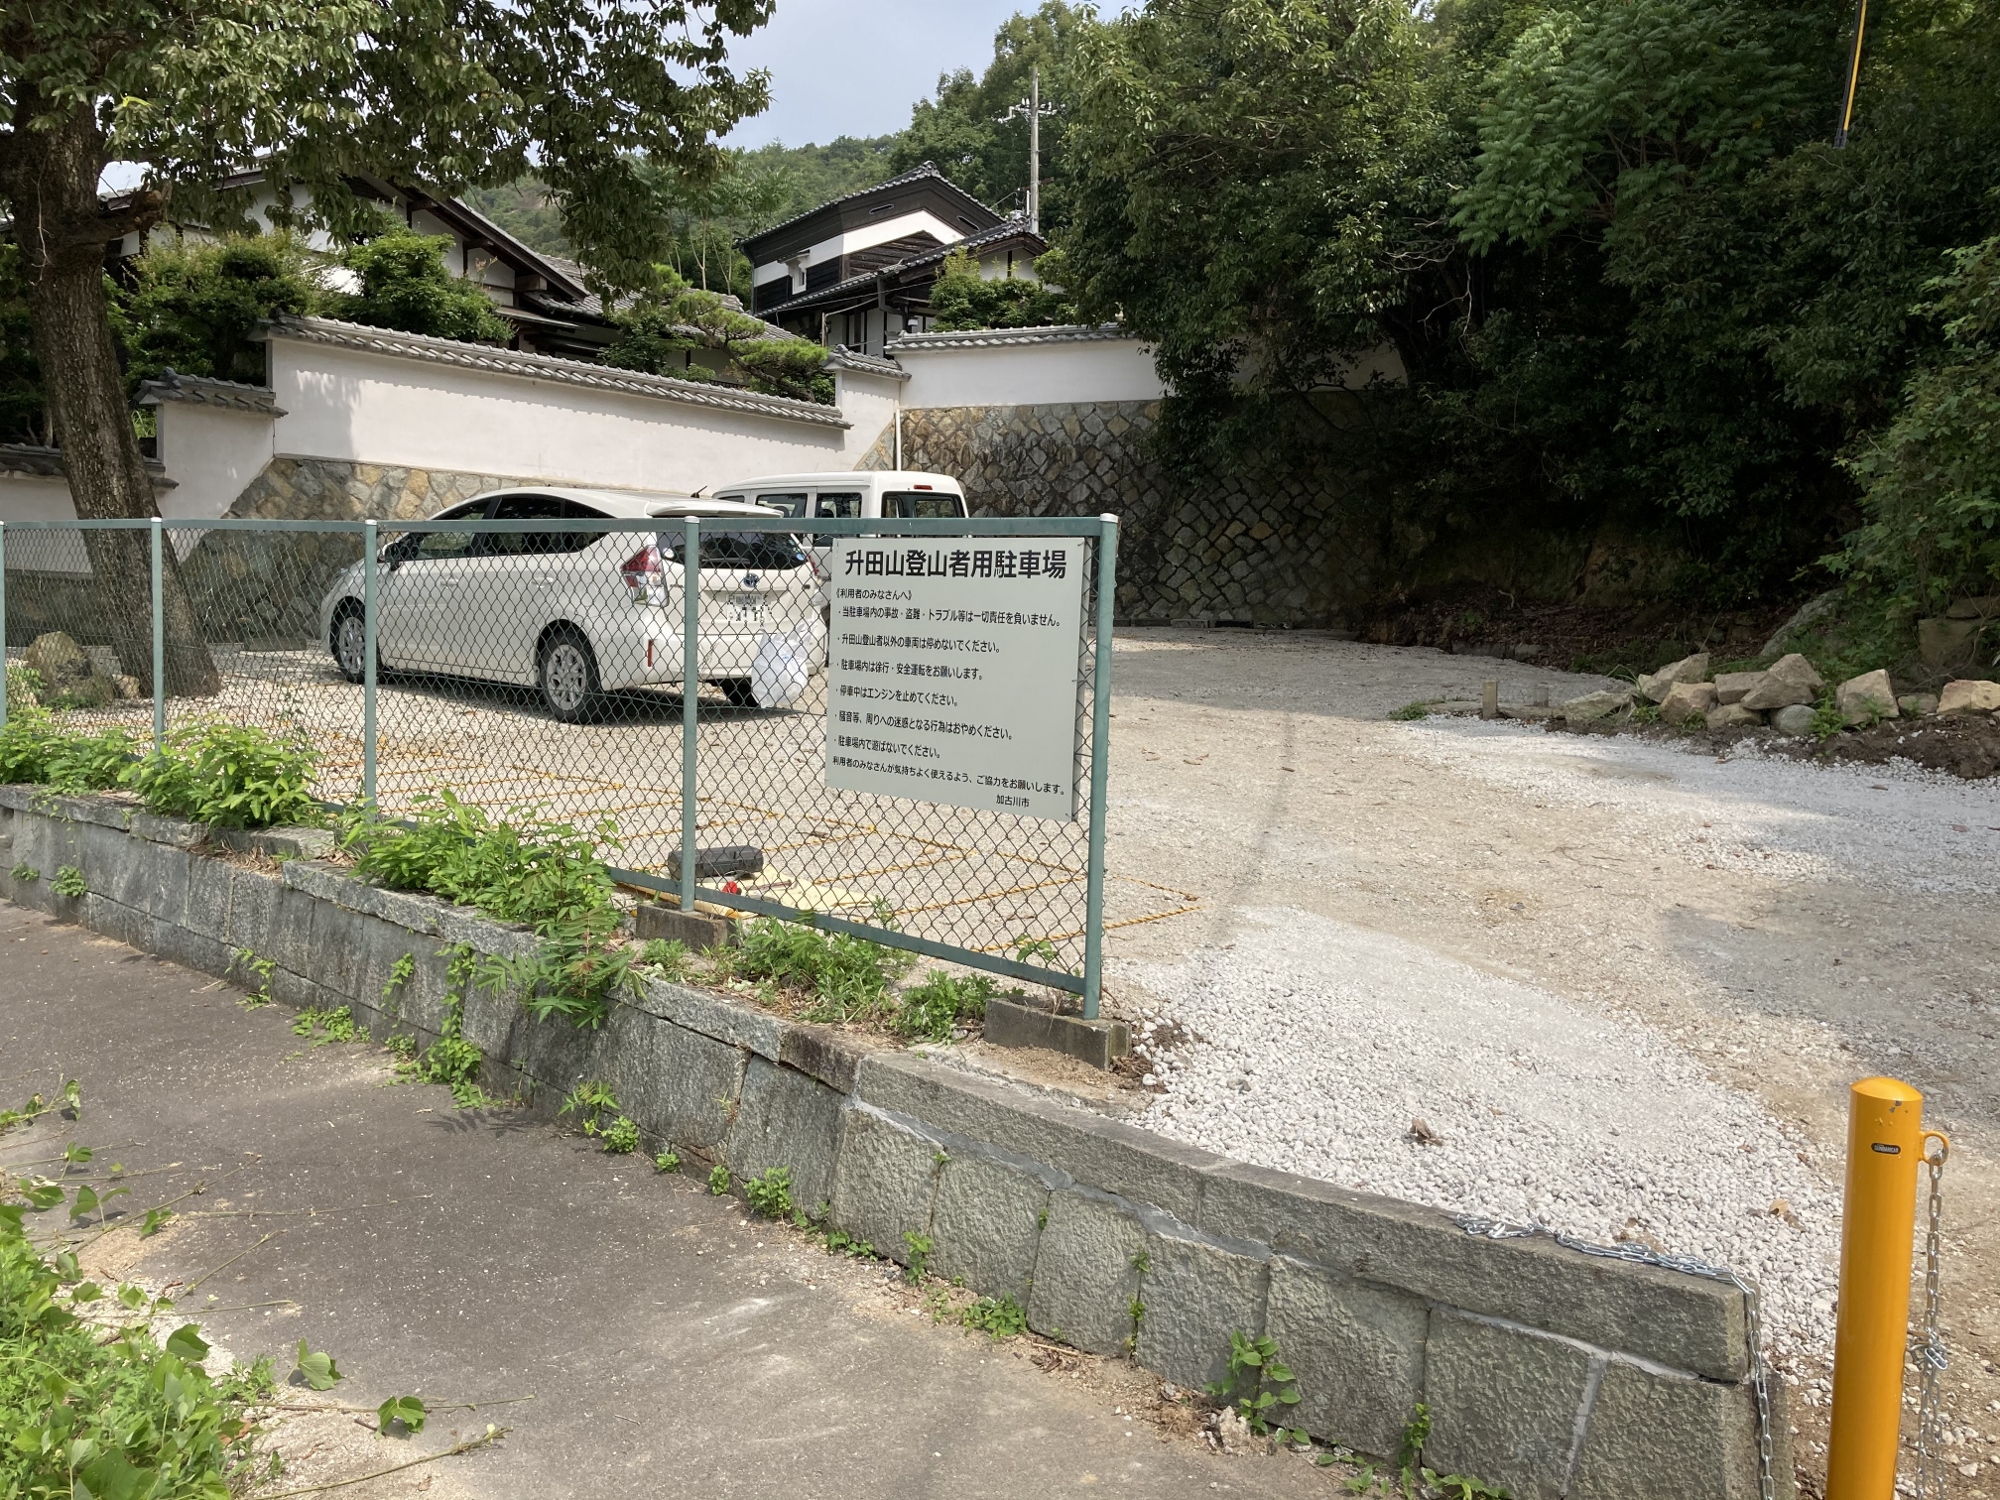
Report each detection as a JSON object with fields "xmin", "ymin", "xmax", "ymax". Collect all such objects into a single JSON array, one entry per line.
[{"xmin": 725, "ymin": 595, "xmax": 764, "ymax": 627}]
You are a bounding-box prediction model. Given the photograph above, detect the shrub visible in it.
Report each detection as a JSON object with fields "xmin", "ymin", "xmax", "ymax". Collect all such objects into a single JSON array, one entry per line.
[
  {"xmin": 895, "ymin": 970, "xmax": 997, "ymax": 1042},
  {"xmin": 0, "ymin": 1206, "xmax": 275, "ymax": 1496},
  {"xmin": 735, "ymin": 917, "xmax": 911, "ymax": 1023},
  {"xmin": 124, "ymin": 721, "xmax": 320, "ymax": 828},
  {"xmin": 1839, "ymin": 235, "xmax": 2000, "ymax": 617},
  {"xmin": 929, "ymin": 247, "xmax": 1076, "ymax": 332},
  {"xmin": 340, "ymin": 791, "xmax": 615, "ymax": 929},
  {"xmin": 332, "ymin": 220, "xmax": 511, "ymax": 345},
  {"xmin": 124, "ymin": 233, "xmax": 320, "ymax": 386}
]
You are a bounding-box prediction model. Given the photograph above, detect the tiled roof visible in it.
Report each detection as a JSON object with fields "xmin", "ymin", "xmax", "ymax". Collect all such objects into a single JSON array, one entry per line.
[
  {"xmin": 758, "ymin": 221, "xmax": 1047, "ymax": 320},
  {"xmin": 0, "ymin": 444, "xmax": 174, "ymax": 484},
  {"xmin": 739, "ymin": 163, "xmax": 994, "ymax": 257},
  {"xmin": 887, "ymin": 324, "xmax": 1133, "ymax": 351},
  {"xmin": 134, "ymin": 371, "xmax": 286, "ymax": 415},
  {"xmin": 259, "ymin": 316, "xmax": 851, "ymax": 429},
  {"xmin": 827, "ymin": 348, "xmax": 910, "ymax": 381}
]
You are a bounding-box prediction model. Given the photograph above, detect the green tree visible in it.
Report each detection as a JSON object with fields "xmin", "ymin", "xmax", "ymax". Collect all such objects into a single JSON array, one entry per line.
[
  {"xmin": 1058, "ymin": 0, "xmax": 1459, "ymax": 459},
  {"xmin": 124, "ymin": 234, "xmax": 321, "ymax": 386},
  {"xmin": 0, "ymin": 0, "xmax": 774, "ymax": 697},
  {"xmin": 890, "ymin": 2, "xmax": 1097, "ymax": 225},
  {"xmin": 1446, "ymin": 0, "xmax": 2000, "ymax": 595},
  {"xmin": 929, "ymin": 247, "xmax": 1074, "ymax": 330},
  {"xmin": 739, "ymin": 136, "xmax": 899, "ymax": 225},
  {"xmin": 1839, "ymin": 234, "xmax": 2000, "ymax": 615},
  {"xmin": 604, "ymin": 274, "xmax": 832, "ymax": 402},
  {"xmin": 331, "ymin": 221, "xmax": 511, "ymax": 343}
]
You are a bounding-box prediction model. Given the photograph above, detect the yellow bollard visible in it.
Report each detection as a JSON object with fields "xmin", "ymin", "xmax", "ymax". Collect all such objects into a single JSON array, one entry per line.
[{"xmin": 1825, "ymin": 1077, "xmax": 1948, "ymax": 1500}]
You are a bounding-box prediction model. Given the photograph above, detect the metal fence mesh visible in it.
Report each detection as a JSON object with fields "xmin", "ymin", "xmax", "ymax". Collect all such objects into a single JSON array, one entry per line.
[{"xmin": 1, "ymin": 515, "xmax": 1195, "ymax": 997}]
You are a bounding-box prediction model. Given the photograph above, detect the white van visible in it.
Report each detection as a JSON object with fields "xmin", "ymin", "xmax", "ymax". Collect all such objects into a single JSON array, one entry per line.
[{"xmin": 702, "ymin": 471, "xmax": 969, "ymax": 521}]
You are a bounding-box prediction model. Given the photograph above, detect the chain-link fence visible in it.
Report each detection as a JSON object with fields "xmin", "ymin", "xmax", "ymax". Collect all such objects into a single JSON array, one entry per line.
[{"xmin": 0, "ymin": 511, "xmax": 1183, "ymax": 1012}]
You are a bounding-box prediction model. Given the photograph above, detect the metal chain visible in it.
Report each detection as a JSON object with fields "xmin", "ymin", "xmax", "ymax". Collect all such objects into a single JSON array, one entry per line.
[
  {"xmin": 1458, "ymin": 1216, "xmax": 1776, "ymax": 1500},
  {"xmin": 1914, "ymin": 1139, "xmax": 1951, "ymax": 1500}
]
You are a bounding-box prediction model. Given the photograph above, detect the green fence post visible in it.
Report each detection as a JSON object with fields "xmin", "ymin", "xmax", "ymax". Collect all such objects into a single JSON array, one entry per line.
[
  {"xmin": 150, "ymin": 518, "xmax": 165, "ymax": 750},
  {"xmin": 1082, "ymin": 513, "xmax": 1120, "ymax": 1019},
  {"xmin": 0, "ymin": 521, "xmax": 7, "ymax": 733},
  {"xmin": 362, "ymin": 520, "xmax": 378, "ymax": 810},
  {"xmin": 680, "ymin": 516, "xmax": 700, "ymax": 914}
]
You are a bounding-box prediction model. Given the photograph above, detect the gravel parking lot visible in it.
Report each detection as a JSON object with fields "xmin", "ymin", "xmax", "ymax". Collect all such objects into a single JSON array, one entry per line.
[{"xmin": 1098, "ymin": 630, "xmax": 2000, "ymax": 1456}]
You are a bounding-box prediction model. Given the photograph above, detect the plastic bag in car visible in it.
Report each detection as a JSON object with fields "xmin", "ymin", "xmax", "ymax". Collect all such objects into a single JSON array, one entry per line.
[{"xmin": 751, "ymin": 626, "xmax": 814, "ymax": 709}]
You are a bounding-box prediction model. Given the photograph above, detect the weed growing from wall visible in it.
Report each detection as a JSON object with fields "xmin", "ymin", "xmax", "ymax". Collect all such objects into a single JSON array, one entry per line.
[
  {"xmin": 387, "ymin": 946, "xmax": 494, "ymax": 1108},
  {"xmin": 1207, "ymin": 1330, "xmax": 1306, "ymax": 1445},
  {"xmin": 743, "ymin": 1166, "xmax": 793, "ymax": 1220}
]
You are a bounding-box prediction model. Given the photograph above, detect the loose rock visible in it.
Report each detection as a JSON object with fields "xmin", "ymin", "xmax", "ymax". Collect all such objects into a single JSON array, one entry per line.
[
  {"xmin": 1836, "ymin": 669, "xmax": 1900, "ymax": 726},
  {"xmin": 1771, "ymin": 703, "xmax": 1818, "ymax": 737},
  {"xmin": 1714, "ymin": 671, "xmax": 1765, "ymax": 705},
  {"xmin": 1657, "ymin": 680, "xmax": 1717, "ymax": 727},
  {"xmin": 1898, "ymin": 694, "xmax": 1940, "ymax": 717},
  {"xmin": 22, "ymin": 631, "xmax": 115, "ymax": 709},
  {"xmin": 1939, "ymin": 679, "xmax": 2000, "ymax": 715},
  {"xmin": 1742, "ymin": 653, "xmax": 1826, "ymax": 712},
  {"xmin": 1558, "ymin": 688, "xmax": 1633, "ymax": 722},
  {"xmin": 1636, "ymin": 651, "xmax": 1710, "ymax": 704},
  {"xmin": 1706, "ymin": 703, "xmax": 1763, "ymax": 730}
]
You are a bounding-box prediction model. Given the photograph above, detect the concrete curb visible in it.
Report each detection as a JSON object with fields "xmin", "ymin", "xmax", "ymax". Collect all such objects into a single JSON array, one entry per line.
[
  {"xmin": 983, "ymin": 995, "xmax": 1130, "ymax": 1068},
  {"xmin": 0, "ymin": 785, "xmax": 1792, "ymax": 1500}
]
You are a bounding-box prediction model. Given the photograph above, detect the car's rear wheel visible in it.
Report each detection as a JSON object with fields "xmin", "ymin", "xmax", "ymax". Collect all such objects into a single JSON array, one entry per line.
[
  {"xmin": 538, "ymin": 628, "xmax": 601, "ymax": 723},
  {"xmin": 331, "ymin": 603, "xmax": 368, "ymax": 683},
  {"xmin": 717, "ymin": 677, "xmax": 757, "ymax": 708}
]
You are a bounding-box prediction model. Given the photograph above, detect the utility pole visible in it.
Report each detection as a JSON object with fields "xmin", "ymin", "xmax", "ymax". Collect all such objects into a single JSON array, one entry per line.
[
  {"xmin": 1000, "ymin": 66, "xmax": 1058, "ymax": 234},
  {"xmin": 1029, "ymin": 65, "xmax": 1043, "ymax": 234}
]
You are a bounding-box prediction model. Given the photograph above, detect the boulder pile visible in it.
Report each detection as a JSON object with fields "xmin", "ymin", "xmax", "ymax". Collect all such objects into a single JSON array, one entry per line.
[
  {"xmin": 1557, "ymin": 649, "xmax": 2000, "ymax": 735},
  {"xmin": 17, "ymin": 632, "xmax": 139, "ymax": 710}
]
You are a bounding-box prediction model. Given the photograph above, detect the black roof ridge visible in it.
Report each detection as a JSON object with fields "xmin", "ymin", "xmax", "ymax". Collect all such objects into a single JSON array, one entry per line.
[{"xmin": 739, "ymin": 163, "xmax": 999, "ymax": 258}]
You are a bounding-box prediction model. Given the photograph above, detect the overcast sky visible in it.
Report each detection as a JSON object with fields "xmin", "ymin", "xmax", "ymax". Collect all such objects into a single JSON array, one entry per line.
[{"xmin": 722, "ymin": 0, "xmax": 1133, "ymax": 149}]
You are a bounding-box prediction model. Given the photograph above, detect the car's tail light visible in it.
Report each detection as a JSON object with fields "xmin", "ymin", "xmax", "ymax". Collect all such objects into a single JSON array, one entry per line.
[{"xmin": 621, "ymin": 543, "xmax": 662, "ymax": 602}]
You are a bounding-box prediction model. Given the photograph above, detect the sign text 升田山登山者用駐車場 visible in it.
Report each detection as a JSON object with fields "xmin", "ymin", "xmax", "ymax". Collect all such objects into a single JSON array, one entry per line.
[{"xmin": 822, "ymin": 539, "xmax": 1085, "ymax": 821}]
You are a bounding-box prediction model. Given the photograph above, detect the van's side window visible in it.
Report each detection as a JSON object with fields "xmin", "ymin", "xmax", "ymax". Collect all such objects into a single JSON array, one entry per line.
[
  {"xmin": 813, "ymin": 492, "xmax": 863, "ymax": 519},
  {"xmin": 884, "ymin": 491, "xmax": 965, "ymax": 519},
  {"xmin": 757, "ymin": 492, "xmax": 809, "ymax": 517}
]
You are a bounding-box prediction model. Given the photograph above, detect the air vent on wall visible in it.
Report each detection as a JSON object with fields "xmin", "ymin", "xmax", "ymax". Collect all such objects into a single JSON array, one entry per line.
[{"xmin": 868, "ymin": 202, "xmax": 895, "ymax": 215}]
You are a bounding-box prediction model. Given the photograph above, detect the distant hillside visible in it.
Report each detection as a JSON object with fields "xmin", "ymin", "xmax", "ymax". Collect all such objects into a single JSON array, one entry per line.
[
  {"xmin": 737, "ymin": 136, "xmax": 899, "ymax": 228},
  {"xmin": 460, "ymin": 137, "xmax": 900, "ymax": 263}
]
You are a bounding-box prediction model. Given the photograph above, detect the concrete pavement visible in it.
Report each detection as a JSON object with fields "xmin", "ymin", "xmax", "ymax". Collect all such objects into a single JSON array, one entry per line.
[{"xmin": 0, "ymin": 900, "xmax": 1332, "ymax": 1499}]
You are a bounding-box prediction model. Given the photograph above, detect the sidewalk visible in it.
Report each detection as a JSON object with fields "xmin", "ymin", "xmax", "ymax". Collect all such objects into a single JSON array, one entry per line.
[{"xmin": 0, "ymin": 901, "xmax": 1327, "ymax": 1499}]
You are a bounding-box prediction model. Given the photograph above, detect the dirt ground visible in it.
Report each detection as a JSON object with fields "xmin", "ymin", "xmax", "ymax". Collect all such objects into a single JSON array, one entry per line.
[{"xmin": 1090, "ymin": 628, "xmax": 2000, "ymax": 1496}]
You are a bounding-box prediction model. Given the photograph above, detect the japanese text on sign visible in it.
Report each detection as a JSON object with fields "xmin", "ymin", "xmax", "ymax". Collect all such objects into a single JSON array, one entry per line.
[{"xmin": 824, "ymin": 539, "xmax": 1086, "ymax": 820}]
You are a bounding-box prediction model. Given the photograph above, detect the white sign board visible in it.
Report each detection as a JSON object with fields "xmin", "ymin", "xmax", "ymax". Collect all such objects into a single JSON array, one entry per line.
[{"xmin": 824, "ymin": 538, "xmax": 1087, "ymax": 820}]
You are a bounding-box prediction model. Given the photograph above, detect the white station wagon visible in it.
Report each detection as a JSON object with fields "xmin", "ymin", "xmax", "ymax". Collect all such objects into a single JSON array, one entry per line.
[{"xmin": 318, "ymin": 487, "xmax": 826, "ymax": 721}]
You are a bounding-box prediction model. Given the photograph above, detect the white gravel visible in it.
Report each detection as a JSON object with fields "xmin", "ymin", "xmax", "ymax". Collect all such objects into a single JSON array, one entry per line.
[
  {"xmin": 1398, "ymin": 717, "xmax": 2000, "ymax": 896},
  {"xmin": 1121, "ymin": 907, "xmax": 1842, "ymax": 1360}
]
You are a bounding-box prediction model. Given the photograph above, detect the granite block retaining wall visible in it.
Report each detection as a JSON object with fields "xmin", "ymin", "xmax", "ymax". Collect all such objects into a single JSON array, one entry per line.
[{"xmin": 0, "ymin": 785, "xmax": 1791, "ymax": 1500}]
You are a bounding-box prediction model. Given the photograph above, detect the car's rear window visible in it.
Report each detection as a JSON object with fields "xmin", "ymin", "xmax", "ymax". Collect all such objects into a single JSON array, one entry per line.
[
  {"xmin": 884, "ymin": 491, "xmax": 965, "ymax": 519},
  {"xmin": 660, "ymin": 530, "xmax": 808, "ymax": 571}
]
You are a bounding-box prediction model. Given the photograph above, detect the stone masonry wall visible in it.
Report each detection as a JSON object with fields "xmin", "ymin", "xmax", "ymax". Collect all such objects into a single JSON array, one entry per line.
[
  {"xmin": 865, "ymin": 403, "xmax": 1379, "ymax": 628},
  {"xmin": 0, "ymin": 785, "xmax": 1792, "ymax": 1500},
  {"xmin": 189, "ymin": 457, "xmax": 535, "ymax": 649}
]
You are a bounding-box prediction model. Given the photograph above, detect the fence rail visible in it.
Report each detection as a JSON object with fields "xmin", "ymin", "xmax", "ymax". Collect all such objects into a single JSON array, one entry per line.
[{"xmin": 0, "ymin": 512, "xmax": 1134, "ymax": 1013}]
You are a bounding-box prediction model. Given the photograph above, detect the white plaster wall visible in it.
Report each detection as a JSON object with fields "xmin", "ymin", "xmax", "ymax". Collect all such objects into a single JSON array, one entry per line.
[
  {"xmin": 266, "ymin": 336, "xmax": 904, "ymax": 498},
  {"xmin": 154, "ymin": 404, "xmax": 278, "ymax": 520},
  {"xmin": 897, "ymin": 337, "xmax": 1166, "ymax": 409},
  {"xmin": 0, "ymin": 347, "xmax": 905, "ymax": 525}
]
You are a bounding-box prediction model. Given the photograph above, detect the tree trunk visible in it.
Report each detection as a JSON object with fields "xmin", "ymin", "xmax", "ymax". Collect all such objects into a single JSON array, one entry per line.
[{"xmin": 2, "ymin": 102, "xmax": 219, "ymax": 697}]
